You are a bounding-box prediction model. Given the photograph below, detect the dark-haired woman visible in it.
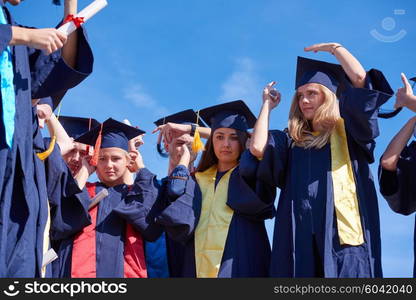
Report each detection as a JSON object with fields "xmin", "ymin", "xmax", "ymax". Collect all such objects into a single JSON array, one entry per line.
[{"xmin": 154, "ymin": 100, "xmax": 274, "ymax": 277}]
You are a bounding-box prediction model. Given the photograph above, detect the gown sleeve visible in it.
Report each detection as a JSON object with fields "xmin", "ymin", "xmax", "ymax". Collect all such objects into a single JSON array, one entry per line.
[
  {"xmin": 29, "ymin": 26, "xmax": 94, "ymax": 99},
  {"xmin": 0, "ymin": 24, "xmax": 12, "ymax": 52},
  {"xmin": 225, "ymin": 162, "xmax": 275, "ymax": 221},
  {"xmin": 339, "ymin": 69, "xmax": 394, "ymax": 163},
  {"xmin": 155, "ymin": 165, "xmax": 197, "ymax": 243},
  {"xmin": 256, "ymin": 129, "xmax": 290, "ymax": 190},
  {"xmin": 44, "ymin": 139, "xmax": 92, "ymax": 241},
  {"xmin": 378, "ymin": 142, "xmax": 416, "ymax": 215},
  {"xmin": 112, "ymin": 168, "xmax": 164, "ymax": 242}
]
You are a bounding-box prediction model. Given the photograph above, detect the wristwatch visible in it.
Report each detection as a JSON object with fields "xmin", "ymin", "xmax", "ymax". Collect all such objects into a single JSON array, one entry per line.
[{"xmin": 190, "ymin": 123, "xmax": 197, "ymax": 137}]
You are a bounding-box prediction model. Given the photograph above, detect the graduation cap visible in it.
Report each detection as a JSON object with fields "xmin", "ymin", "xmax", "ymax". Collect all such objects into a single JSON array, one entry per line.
[
  {"xmin": 296, "ymin": 56, "xmax": 347, "ymax": 97},
  {"xmin": 378, "ymin": 76, "xmax": 415, "ymax": 119},
  {"xmin": 154, "ymin": 109, "xmax": 206, "ymax": 127},
  {"xmin": 59, "ymin": 116, "xmax": 100, "ymax": 139},
  {"xmin": 198, "ymin": 100, "xmax": 256, "ymax": 132},
  {"xmin": 37, "ymin": 90, "xmax": 67, "ymax": 111},
  {"xmin": 75, "ymin": 118, "xmax": 146, "ymax": 166},
  {"xmin": 52, "ymin": 0, "xmax": 61, "ymax": 5},
  {"xmin": 154, "ymin": 109, "xmax": 207, "ymax": 157}
]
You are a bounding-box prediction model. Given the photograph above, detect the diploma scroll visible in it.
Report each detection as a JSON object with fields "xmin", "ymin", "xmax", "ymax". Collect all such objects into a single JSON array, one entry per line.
[
  {"xmin": 58, "ymin": 0, "xmax": 108, "ymax": 35},
  {"xmin": 42, "ymin": 248, "xmax": 58, "ymax": 269},
  {"xmin": 89, "ymin": 188, "xmax": 109, "ymax": 210}
]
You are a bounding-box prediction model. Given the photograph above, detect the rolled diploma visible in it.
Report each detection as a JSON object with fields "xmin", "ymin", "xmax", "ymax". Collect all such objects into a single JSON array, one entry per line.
[
  {"xmin": 42, "ymin": 248, "xmax": 58, "ymax": 268},
  {"xmin": 89, "ymin": 188, "xmax": 109, "ymax": 210},
  {"xmin": 57, "ymin": 0, "xmax": 108, "ymax": 35}
]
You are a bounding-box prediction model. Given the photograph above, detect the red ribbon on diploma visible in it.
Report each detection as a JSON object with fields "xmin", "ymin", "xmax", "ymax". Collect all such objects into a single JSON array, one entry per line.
[{"xmin": 63, "ymin": 14, "xmax": 85, "ymax": 28}]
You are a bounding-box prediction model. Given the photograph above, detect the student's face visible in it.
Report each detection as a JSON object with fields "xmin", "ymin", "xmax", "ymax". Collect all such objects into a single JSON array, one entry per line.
[
  {"xmin": 212, "ymin": 128, "xmax": 241, "ymax": 165},
  {"xmin": 96, "ymin": 147, "xmax": 129, "ymax": 186},
  {"xmin": 63, "ymin": 142, "xmax": 90, "ymax": 176},
  {"xmin": 166, "ymin": 134, "xmax": 193, "ymax": 166},
  {"xmin": 296, "ymin": 83, "xmax": 325, "ymax": 121},
  {"xmin": 36, "ymin": 104, "xmax": 52, "ymax": 129}
]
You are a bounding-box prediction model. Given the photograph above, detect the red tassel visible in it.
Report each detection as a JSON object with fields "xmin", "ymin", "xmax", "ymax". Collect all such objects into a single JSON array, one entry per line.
[{"xmin": 90, "ymin": 124, "xmax": 103, "ymax": 167}]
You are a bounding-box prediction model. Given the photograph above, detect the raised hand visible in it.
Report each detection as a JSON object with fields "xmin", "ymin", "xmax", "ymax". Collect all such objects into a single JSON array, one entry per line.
[
  {"xmin": 304, "ymin": 42, "xmax": 342, "ymax": 54},
  {"xmin": 152, "ymin": 122, "xmax": 191, "ymax": 144},
  {"xmin": 128, "ymin": 149, "xmax": 145, "ymax": 173},
  {"xmin": 82, "ymin": 155, "xmax": 96, "ymax": 176},
  {"xmin": 11, "ymin": 27, "xmax": 68, "ymax": 55},
  {"xmin": 395, "ymin": 73, "xmax": 416, "ymax": 111},
  {"xmin": 262, "ymin": 81, "xmax": 281, "ymax": 110}
]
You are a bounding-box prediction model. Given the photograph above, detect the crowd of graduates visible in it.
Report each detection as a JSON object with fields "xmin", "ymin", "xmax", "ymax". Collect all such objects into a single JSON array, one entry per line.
[{"xmin": 1, "ymin": 0, "xmax": 416, "ymax": 278}]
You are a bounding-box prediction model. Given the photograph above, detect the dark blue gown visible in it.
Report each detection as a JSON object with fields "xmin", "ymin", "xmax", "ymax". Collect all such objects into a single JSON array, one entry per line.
[
  {"xmin": 154, "ymin": 164, "xmax": 274, "ymax": 277},
  {"xmin": 145, "ymin": 176, "xmax": 188, "ymax": 278},
  {"xmin": 54, "ymin": 168, "xmax": 163, "ymax": 278},
  {"xmin": 31, "ymin": 122, "xmax": 92, "ymax": 277},
  {"xmin": 0, "ymin": 3, "xmax": 93, "ymax": 277},
  {"xmin": 379, "ymin": 141, "xmax": 416, "ymax": 277},
  {"xmin": 246, "ymin": 70, "xmax": 392, "ymax": 278}
]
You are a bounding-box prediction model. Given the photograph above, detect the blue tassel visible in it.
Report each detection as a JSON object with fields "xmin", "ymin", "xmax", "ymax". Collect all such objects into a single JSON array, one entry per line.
[{"xmin": 52, "ymin": 0, "xmax": 61, "ymax": 5}]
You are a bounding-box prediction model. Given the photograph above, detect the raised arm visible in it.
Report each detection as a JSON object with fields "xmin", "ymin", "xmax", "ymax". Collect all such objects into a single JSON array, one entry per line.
[
  {"xmin": 61, "ymin": 0, "xmax": 78, "ymax": 68},
  {"xmin": 381, "ymin": 116, "xmax": 416, "ymax": 171},
  {"xmin": 305, "ymin": 42, "xmax": 366, "ymax": 88},
  {"xmin": 250, "ymin": 81, "xmax": 281, "ymax": 158},
  {"xmin": 46, "ymin": 113, "xmax": 74, "ymax": 156},
  {"xmin": 394, "ymin": 73, "xmax": 416, "ymax": 112}
]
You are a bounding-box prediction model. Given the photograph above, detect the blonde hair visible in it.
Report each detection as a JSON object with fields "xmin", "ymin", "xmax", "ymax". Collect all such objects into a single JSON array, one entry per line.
[{"xmin": 288, "ymin": 84, "xmax": 340, "ymax": 149}]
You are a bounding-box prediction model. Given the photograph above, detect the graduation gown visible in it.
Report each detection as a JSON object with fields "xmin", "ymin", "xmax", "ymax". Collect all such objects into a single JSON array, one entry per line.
[
  {"xmin": 155, "ymin": 164, "xmax": 274, "ymax": 277},
  {"xmin": 0, "ymin": 4, "xmax": 94, "ymax": 277},
  {"xmin": 54, "ymin": 168, "xmax": 163, "ymax": 278},
  {"xmin": 249, "ymin": 71, "xmax": 392, "ymax": 278},
  {"xmin": 379, "ymin": 141, "xmax": 416, "ymax": 277},
  {"xmin": 144, "ymin": 176, "xmax": 189, "ymax": 278},
  {"xmin": 32, "ymin": 117, "xmax": 92, "ymax": 277}
]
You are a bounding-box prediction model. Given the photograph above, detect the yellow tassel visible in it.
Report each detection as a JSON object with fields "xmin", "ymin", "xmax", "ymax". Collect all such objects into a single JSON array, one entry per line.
[
  {"xmin": 37, "ymin": 136, "xmax": 57, "ymax": 161},
  {"xmin": 192, "ymin": 128, "xmax": 205, "ymax": 153}
]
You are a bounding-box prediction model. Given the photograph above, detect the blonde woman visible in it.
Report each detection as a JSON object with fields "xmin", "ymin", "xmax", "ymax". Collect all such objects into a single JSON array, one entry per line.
[{"xmin": 245, "ymin": 43, "xmax": 393, "ymax": 277}]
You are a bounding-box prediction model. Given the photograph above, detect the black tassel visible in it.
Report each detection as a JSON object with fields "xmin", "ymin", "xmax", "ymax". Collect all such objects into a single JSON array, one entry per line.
[{"xmin": 157, "ymin": 143, "xmax": 169, "ymax": 158}]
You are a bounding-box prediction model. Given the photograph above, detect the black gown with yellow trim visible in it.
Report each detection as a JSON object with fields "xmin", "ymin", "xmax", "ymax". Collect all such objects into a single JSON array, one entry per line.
[
  {"xmin": 154, "ymin": 163, "xmax": 274, "ymax": 277},
  {"xmin": 244, "ymin": 71, "xmax": 392, "ymax": 278}
]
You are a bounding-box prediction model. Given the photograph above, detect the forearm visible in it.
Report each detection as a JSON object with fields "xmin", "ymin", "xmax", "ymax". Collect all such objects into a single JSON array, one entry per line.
[
  {"xmin": 196, "ymin": 127, "xmax": 211, "ymax": 139},
  {"xmin": 10, "ymin": 26, "xmax": 31, "ymax": 45},
  {"xmin": 403, "ymin": 94, "xmax": 416, "ymax": 113},
  {"xmin": 381, "ymin": 116, "xmax": 416, "ymax": 171},
  {"xmin": 61, "ymin": 0, "xmax": 78, "ymax": 68},
  {"xmin": 333, "ymin": 46, "xmax": 366, "ymax": 88},
  {"xmin": 47, "ymin": 114, "xmax": 74, "ymax": 156},
  {"xmin": 74, "ymin": 167, "xmax": 90, "ymax": 190},
  {"xmin": 250, "ymin": 102, "xmax": 271, "ymax": 158}
]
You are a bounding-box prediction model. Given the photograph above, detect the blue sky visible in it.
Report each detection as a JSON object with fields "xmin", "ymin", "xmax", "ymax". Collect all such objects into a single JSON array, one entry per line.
[{"xmin": 11, "ymin": 0, "xmax": 416, "ymax": 277}]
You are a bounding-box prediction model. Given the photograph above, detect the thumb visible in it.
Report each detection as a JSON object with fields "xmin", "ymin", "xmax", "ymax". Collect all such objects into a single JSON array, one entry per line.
[{"xmin": 401, "ymin": 73, "xmax": 411, "ymax": 91}]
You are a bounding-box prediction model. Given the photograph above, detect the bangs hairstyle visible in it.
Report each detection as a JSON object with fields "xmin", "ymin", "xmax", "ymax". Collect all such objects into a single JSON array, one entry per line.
[
  {"xmin": 288, "ymin": 84, "xmax": 340, "ymax": 149},
  {"xmin": 196, "ymin": 129, "xmax": 248, "ymax": 172}
]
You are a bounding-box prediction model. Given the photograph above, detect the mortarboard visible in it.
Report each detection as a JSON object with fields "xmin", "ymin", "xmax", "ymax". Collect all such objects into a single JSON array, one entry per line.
[
  {"xmin": 154, "ymin": 109, "xmax": 206, "ymax": 127},
  {"xmin": 295, "ymin": 56, "xmax": 347, "ymax": 96},
  {"xmin": 75, "ymin": 118, "xmax": 145, "ymax": 166},
  {"xmin": 37, "ymin": 91, "xmax": 67, "ymax": 111},
  {"xmin": 198, "ymin": 100, "xmax": 256, "ymax": 132},
  {"xmin": 59, "ymin": 116, "xmax": 100, "ymax": 139},
  {"xmin": 154, "ymin": 109, "xmax": 207, "ymax": 156}
]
